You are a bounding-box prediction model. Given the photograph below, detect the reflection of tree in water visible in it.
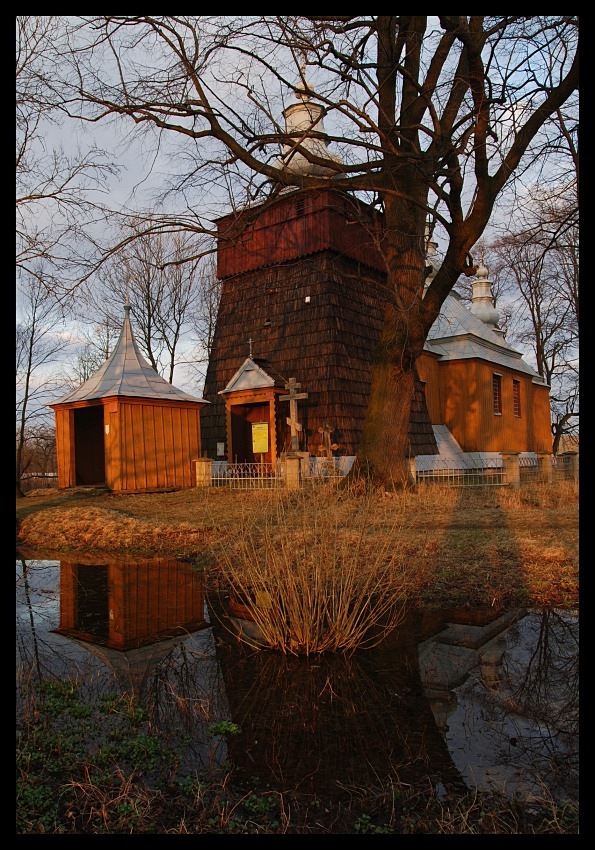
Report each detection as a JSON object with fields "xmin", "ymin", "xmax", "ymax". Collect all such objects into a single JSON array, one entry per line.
[
  {"xmin": 475, "ymin": 610, "xmax": 578, "ymax": 799},
  {"xmin": 507, "ymin": 610, "xmax": 578, "ymax": 735},
  {"xmin": 209, "ymin": 601, "xmax": 467, "ymax": 801},
  {"xmin": 17, "ymin": 558, "xmax": 117, "ymax": 720},
  {"xmin": 507, "ymin": 611, "xmax": 578, "ymax": 773},
  {"xmin": 143, "ymin": 636, "xmax": 232, "ymax": 775}
]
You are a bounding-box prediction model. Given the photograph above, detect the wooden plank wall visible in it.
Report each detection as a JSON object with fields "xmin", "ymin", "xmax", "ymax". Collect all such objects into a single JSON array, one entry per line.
[
  {"xmin": 217, "ymin": 189, "xmax": 386, "ymax": 279},
  {"xmin": 53, "ymin": 406, "xmax": 75, "ymax": 488},
  {"xmin": 106, "ymin": 400, "xmax": 203, "ymax": 492},
  {"xmin": 435, "ymin": 360, "xmax": 552, "ymax": 453},
  {"xmin": 416, "ymin": 352, "xmax": 442, "ymax": 424}
]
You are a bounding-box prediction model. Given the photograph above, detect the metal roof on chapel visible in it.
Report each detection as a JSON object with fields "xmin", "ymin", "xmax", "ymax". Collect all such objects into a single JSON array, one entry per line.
[{"xmin": 50, "ymin": 303, "xmax": 209, "ymax": 406}]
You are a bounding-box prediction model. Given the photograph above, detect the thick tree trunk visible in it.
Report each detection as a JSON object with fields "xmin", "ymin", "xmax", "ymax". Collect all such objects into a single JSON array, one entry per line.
[
  {"xmin": 356, "ymin": 207, "xmax": 429, "ymax": 488},
  {"xmin": 356, "ymin": 313, "xmax": 417, "ymax": 487}
]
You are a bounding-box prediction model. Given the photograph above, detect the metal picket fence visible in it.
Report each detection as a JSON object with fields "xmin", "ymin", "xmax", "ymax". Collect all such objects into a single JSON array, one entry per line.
[
  {"xmin": 415, "ymin": 456, "xmax": 506, "ymax": 487},
  {"xmin": 519, "ymin": 455, "xmax": 540, "ymax": 484},
  {"xmin": 211, "ymin": 461, "xmax": 282, "ymax": 490},
  {"xmin": 210, "ymin": 457, "xmax": 351, "ymax": 489},
  {"xmin": 207, "ymin": 453, "xmax": 576, "ymax": 490}
]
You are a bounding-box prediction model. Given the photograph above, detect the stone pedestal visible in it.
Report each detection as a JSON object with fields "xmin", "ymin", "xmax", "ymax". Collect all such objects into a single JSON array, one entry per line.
[
  {"xmin": 284, "ymin": 454, "xmax": 301, "ymax": 490},
  {"xmin": 537, "ymin": 452, "xmax": 553, "ymax": 484},
  {"xmin": 500, "ymin": 452, "xmax": 520, "ymax": 488},
  {"xmin": 561, "ymin": 452, "xmax": 579, "ymax": 481},
  {"xmin": 194, "ymin": 458, "xmax": 212, "ymax": 487}
]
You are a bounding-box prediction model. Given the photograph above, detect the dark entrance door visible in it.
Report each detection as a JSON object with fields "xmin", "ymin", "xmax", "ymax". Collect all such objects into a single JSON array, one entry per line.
[
  {"xmin": 75, "ymin": 564, "xmax": 110, "ymax": 640},
  {"xmin": 230, "ymin": 402, "xmax": 271, "ymax": 463},
  {"xmin": 74, "ymin": 406, "xmax": 106, "ymax": 485}
]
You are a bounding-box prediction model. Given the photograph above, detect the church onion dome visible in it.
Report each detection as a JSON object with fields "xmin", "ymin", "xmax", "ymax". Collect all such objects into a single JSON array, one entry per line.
[
  {"xmin": 470, "ymin": 260, "xmax": 501, "ymax": 329},
  {"xmin": 277, "ymin": 72, "xmax": 342, "ymax": 177}
]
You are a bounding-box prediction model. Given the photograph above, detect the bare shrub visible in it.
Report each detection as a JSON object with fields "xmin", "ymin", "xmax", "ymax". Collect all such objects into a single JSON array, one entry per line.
[{"xmin": 209, "ymin": 488, "xmax": 414, "ymax": 655}]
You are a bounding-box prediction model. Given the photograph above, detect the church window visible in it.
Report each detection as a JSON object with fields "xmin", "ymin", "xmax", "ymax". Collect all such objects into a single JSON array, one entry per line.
[
  {"xmin": 513, "ymin": 379, "xmax": 521, "ymax": 417},
  {"xmin": 492, "ymin": 373, "xmax": 502, "ymax": 415}
]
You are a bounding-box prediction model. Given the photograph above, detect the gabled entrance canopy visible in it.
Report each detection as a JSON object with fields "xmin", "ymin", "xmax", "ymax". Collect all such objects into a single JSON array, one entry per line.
[{"xmin": 218, "ymin": 357, "xmax": 289, "ymax": 464}]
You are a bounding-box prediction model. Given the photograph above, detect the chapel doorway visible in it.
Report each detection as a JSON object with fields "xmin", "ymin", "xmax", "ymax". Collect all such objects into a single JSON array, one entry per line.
[
  {"xmin": 73, "ymin": 406, "xmax": 106, "ymax": 485},
  {"xmin": 229, "ymin": 402, "xmax": 272, "ymax": 464}
]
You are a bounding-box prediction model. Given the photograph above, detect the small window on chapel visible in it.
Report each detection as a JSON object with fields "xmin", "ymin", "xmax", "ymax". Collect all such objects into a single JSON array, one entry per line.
[
  {"xmin": 513, "ymin": 379, "xmax": 521, "ymax": 417},
  {"xmin": 492, "ymin": 373, "xmax": 502, "ymax": 415}
]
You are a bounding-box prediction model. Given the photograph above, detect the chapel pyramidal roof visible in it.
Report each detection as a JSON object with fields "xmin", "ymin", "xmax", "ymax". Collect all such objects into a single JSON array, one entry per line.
[{"xmin": 50, "ymin": 303, "xmax": 209, "ymax": 407}]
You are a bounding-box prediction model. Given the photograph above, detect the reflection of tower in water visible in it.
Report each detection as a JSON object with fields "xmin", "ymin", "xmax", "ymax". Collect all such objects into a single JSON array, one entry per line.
[{"xmin": 208, "ymin": 595, "xmax": 467, "ymax": 800}]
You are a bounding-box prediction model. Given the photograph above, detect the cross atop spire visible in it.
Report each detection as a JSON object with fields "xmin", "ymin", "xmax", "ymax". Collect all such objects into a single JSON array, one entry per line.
[{"xmin": 248, "ymin": 337, "xmax": 253, "ymax": 357}]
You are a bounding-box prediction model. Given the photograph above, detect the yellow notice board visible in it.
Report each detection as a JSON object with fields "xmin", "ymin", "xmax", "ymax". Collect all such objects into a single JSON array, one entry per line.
[{"xmin": 251, "ymin": 422, "xmax": 269, "ymax": 454}]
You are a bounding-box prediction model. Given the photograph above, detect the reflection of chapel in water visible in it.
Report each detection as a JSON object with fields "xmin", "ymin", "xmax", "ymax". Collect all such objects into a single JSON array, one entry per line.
[{"xmin": 52, "ymin": 554, "xmax": 209, "ymax": 693}]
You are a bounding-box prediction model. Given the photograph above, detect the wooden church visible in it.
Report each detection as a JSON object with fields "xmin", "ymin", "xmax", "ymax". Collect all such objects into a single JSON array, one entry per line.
[
  {"xmin": 200, "ymin": 81, "xmax": 552, "ymax": 470},
  {"xmin": 50, "ymin": 303, "xmax": 209, "ymax": 492}
]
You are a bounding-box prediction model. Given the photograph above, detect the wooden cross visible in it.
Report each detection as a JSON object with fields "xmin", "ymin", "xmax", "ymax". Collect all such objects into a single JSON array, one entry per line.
[
  {"xmin": 279, "ymin": 377, "xmax": 308, "ymax": 452},
  {"xmin": 318, "ymin": 423, "xmax": 339, "ymax": 458}
]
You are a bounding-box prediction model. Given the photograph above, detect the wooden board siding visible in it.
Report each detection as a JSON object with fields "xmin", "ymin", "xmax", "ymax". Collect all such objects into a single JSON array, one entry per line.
[
  {"xmin": 416, "ymin": 351, "xmax": 442, "ymax": 424},
  {"xmin": 114, "ymin": 399, "xmax": 202, "ymax": 492},
  {"xmin": 201, "ymin": 252, "xmax": 437, "ymax": 459},
  {"xmin": 525, "ymin": 382, "xmax": 553, "ymax": 452},
  {"xmin": 105, "ymin": 402, "xmax": 121, "ymax": 490},
  {"xmin": 53, "ymin": 406, "xmax": 76, "ymax": 488},
  {"xmin": 55, "ymin": 557, "xmax": 206, "ymax": 650},
  {"xmin": 217, "ymin": 189, "xmax": 387, "ymax": 279},
  {"xmin": 436, "ymin": 359, "xmax": 551, "ymax": 453}
]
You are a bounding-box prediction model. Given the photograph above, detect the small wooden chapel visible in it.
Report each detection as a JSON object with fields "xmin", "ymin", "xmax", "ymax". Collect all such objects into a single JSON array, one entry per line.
[
  {"xmin": 200, "ymin": 78, "xmax": 552, "ymax": 469},
  {"xmin": 50, "ymin": 303, "xmax": 210, "ymax": 492}
]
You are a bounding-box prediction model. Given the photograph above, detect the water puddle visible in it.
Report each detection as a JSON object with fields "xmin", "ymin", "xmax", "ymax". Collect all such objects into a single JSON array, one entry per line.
[{"xmin": 16, "ymin": 552, "xmax": 578, "ymax": 805}]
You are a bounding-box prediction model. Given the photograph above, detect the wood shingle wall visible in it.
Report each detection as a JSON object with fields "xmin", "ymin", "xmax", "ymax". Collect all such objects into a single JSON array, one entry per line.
[{"xmin": 201, "ymin": 252, "xmax": 438, "ymax": 458}]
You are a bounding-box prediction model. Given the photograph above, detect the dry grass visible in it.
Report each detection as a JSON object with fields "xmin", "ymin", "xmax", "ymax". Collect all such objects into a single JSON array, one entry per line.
[
  {"xmin": 16, "ymin": 504, "xmax": 220, "ymax": 559},
  {"xmin": 210, "ymin": 489, "xmax": 416, "ymax": 654},
  {"xmin": 16, "ymin": 479, "xmax": 579, "ymax": 610}
]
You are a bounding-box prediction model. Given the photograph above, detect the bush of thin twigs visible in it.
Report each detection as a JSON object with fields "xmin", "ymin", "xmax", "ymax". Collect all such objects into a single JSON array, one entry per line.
[{"xmin": 209, "ymin": 488, "xmax": 415, "ymax": 655}]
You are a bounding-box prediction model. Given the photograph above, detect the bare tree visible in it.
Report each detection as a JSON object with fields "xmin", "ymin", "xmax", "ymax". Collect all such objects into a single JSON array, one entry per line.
[
  {"xmin": 179, "ymin": 255, "xmax": 222, "ymax": 393},
  {"xmin": 71, "ymin": 318, "xmax": 121, "ymax": 384},
  {"xmin": 16, "ymin": 16, "xmax": 119, "ymax": 298},
  {"xmin": 489, "ymin": 201, "xmax": 578, "ymax": 455},
  {"xmin": 51, "ymin": 16, "xmax": 578, "ymax": 484},
  {"xmin": 16, "ymin": 273, "xmax": 73, "ymax": 497},
  {"xmin": 78, "ymin": 229, "xmax": 210, "ymax": 387}
]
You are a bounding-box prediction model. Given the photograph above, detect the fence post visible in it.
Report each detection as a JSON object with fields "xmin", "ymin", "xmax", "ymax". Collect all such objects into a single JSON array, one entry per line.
[
  {"xmin": 284, "ymin": 454, "xmax": 301, "ymax": 490},
  {"xmin": 561, "ymin": 451, "xmax": 579, "ymax": 482},
  {"xmin": 500, "ymin": 452, "xmax": 520, "ymax": 488},
  {"xmin": 408, "ymin": 457, "xmax": 417, "ymax": 485},
  {"xmin": 194, "ymin": 458, "xmax": 212, "ymax": 487},
  {"xmin": 536, "ymin": 452, "xmax": 553, "ymax": 484}
]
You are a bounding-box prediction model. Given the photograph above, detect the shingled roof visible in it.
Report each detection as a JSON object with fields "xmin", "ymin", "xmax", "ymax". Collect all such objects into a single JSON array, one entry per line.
[{"xmin": 51, "ymin": 303, "xmax": 208, "ymax": 407}]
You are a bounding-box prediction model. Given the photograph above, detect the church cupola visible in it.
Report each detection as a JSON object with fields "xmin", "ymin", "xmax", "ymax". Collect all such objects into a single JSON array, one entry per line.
[
  {"xmin": 470, "ymin": 260, "xmax": 501, "ymax": 330},
  {"xmin": 278, "ymin": 69, "xmax": 342, "ymax": 176}
]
